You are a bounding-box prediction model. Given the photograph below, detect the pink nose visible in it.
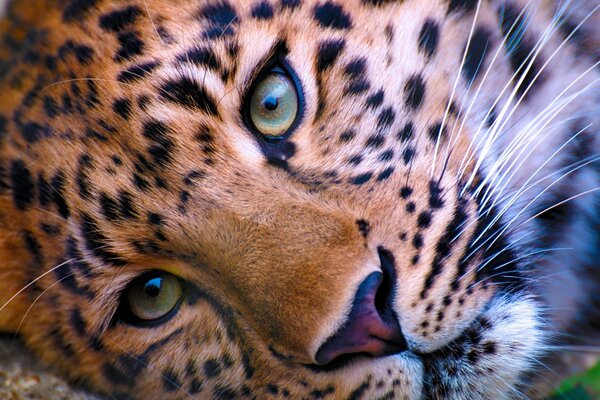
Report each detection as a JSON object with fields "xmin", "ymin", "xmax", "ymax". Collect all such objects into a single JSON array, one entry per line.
[{"xmin": 315, "ymin": 249, "xmax": 407, "ymax": 366}]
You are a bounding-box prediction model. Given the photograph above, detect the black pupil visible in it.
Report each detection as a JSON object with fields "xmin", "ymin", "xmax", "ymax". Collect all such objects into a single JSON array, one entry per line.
[
  {"xmin": 262, "ymin": 95, "xmax": 279, "ymax": 111},
  {"xmin": 144, "ymin": 277, "xmax": 162, "ymax": 298}
]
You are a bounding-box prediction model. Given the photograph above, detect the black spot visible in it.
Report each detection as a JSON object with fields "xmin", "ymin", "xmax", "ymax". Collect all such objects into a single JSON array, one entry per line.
[
  {"xmin": 70, "ymin": 308, "xmax": 86, "ymax": 336},
  {"xmin": 72, "ymin": 44, "xmax": 94, "ymax": 64},
  {"xmin": 365, "ymin": 134, "xmax": 385, "ymax": 149},
  {"xmin": 63, "ymin": 0, "xmax": 99, "ymax": 22},
  {"xmin": 397, "ymin": 122, "xmax": 414, "ymax": 142},
  {"xmin": 313, "ymin": 2, "xmax": 352, "ymax": 30},
  {"xmin": 348, "ymin": 154, "xmax": 363, "ymax": 166},
  {"xmin": 162, "ymin": 369, "xmax": 181, "ymax": 392},
  {"xmin": 281, "ymin": 0, "xmax": 301, "ymax": 8},
  {"xmin": 462, "ymin": 27, "xmax": 492, "ymax": 84},
  {"xmin": 118, "ymin": 191, "xmax": 138, "ymax": 219},
  {"xmin": 498, "ymin": 3, "xmax": 544, "ymax": 98},
  {"xmin": 113, "ymin": 98, "xmax": 132, "ymax": 120},
  {"xmin": 40, "ymin": 223, "xmax": 60, "ymax": 236},
  {"xmin": 400, "ymin": 186, "xmax": 413, "ymax": 199},
  {"xmin": 428, "ymin": 122, "xmax": 447, "ymax": 143},
  {"xmin": 204, "ymin": 359, "xmax": 221, "ymax": 379},
  {"xmin": 362, "ymin": 0, "xmax": 400, "ymax": 5},
  {"xmin": 356, "ymin": 219, "xmax": 370, "ymax": 238},
  {"xmin": 37, "ymin": 173, "xmax": 52, "ymax": 208},
  {"xmin": 377, "ymin": 107, "xmax": 395, "ymax": 129},
  {"xmin": 99, "ymin": 192, "xmax": 120, "ymax": 221},
  {"xmin": 378, "ymin": 149, "xmax": 394, "ymax": 162},
  {"xmin": 142, "ymin": 121, "xmax": 175, "ymax": 167},
  {"xmin": 213, "ymin": 386, "xmax": 237, "ymax": 400},
  {"xmin": 339, "ymin": 129, "xmax": 355, "ymax": 143},
  {"xmin": 43, "ymin": 96, "xmax": 59, "ymax": 118},
  {"xmin": 99, "ymin": 6, "xmax": 141, "ymax": 32},
  {"xmin": 21, "ymin": 122, "xmax": 48, "ymax": 143},
  {"xmin": 10, "ymin": 160, "xmax": 35, "ymax": 210},
  {"xmin": 429, "ymin": 180, "xmax": 445, "ymax": 209},
  {"xmin": 447, "ymin": 0, "xmax": 478, "ymax": 14},
  {"xmin": 161, "ymin": 77, "xmax": 219, "ymax": 115},
  {"xmin": 366, "ymin": 90, "xmax": 384, "ymax": 109},
  {"xmin": 402, "ymin": 147, "xmax": 415, "ymax": 165},
  {"xmin": 51, "ymin": 172, "xmax": 70, "ymax": 218},
  {"xmin": 21, "ymin": 231, "xmax": 44, "ymax": 267},
  {"xmin": 316, "ymin": 39, "xmax": 346, "ymax": 73},
  {"xmin": 418, "ymin": 19, "xmax": 439, "ymax": 58},
  {"xmin": 348, "ymin": 379, "xmax": 371, "ymax": 400},
  {"xmin": 0, "ymin": 116, "xmax": 7, "ymax": 140},
  {"xmin": 133, "ymin": 173, "xmax": 150, "ymax": 191},
  {"xmin": 418, "ymin": 212, "xmax": 432, "ymax": 228},
  {"xmin": 198, "ymin": 1, "xmax": 239, "ymax": 39},
  {"xmin": 148, "ymin": 212, "xmax": 164, "ymax": 226},
  {"xmin": 76, "ymin": 155, "xmax": 93, "ymax": 199},
  {"xmin": 343, "ymin": 58, "xmax": 367, "ymax": 79},
  {"xmin": 176, "ymin": 47, "xmax": 221, "ymax": 71},
  {"xmin": 117, "ymin": 61, "xmax": 161, "ymax": 83},
  {"xmin": 345, "ymin": 80, "xmax": 370, "ymax": 95},
  {"xmin": 350, "ymin": 172, "xmax": 373, "ymax": 185},
  {"xmin": 412, "ymin": 233, "xmax": 423, "ymax": 249},
  {"xmin": 116, "ymin": 31, "xmax": 145, "ymax": 61},
  {"xmin": 377, "ymin": 167, "xmax": 394, "ymax": 181},
  {"xmin": 404, "ymin": 75, "xmax": 426, "ymax": 110},
  {"xmin": 252, "ymin": 1, "xmax": 274, "ymax": 19}
]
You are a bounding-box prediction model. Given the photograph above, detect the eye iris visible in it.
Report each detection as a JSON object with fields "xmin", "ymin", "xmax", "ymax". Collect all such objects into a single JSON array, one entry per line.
[
  {"xmin": 249, "ymin": 71, "xmax": 298, "ymax": 137},
  {"xmin": 127, "ymin": 273, "xmax": 183, "ymax": 322}
]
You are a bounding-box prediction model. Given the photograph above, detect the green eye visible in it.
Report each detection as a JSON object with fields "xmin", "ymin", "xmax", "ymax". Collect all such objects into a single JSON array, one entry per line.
[
  {"xmin": 249, "ymin": 68, "xmax": 299, "ymax": 138},
  {"xmin": 126, "ymin": 273, "xmax": 183, "ymax": 322}
]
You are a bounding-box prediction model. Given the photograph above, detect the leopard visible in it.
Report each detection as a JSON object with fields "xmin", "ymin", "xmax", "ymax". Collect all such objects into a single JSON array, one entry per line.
[{"xmin": 0, "ymin": 0, "xmax": 598, "ymax": 399}]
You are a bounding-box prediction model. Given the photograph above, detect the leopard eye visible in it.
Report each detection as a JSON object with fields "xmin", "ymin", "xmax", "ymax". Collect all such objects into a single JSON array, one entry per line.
[
  {"xmin": 125, "ymin": 272, "xmax": 184, "ymax": 322},
  {"xmin": 248, "ymin": 66, "xmax": 299, "ymax": 139}
]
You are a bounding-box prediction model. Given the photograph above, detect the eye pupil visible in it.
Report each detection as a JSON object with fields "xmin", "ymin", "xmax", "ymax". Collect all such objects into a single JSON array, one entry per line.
[
  {"xmin": 263, "ymin": 95, "xmax": 279, "ymax": 111},
  {"xmin": 144, "ymin": 278, "xmax": 162, "ymax": 298}
]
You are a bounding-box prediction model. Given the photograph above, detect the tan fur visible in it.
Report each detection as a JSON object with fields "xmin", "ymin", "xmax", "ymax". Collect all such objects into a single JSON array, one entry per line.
[{"xmin": 0, "ymin": 0, "xmax": 597, "ymax": 398}]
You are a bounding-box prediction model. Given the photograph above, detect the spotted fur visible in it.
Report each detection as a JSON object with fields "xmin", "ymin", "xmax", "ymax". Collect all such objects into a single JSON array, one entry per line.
[{"xmin": 0, "ymin": 0, "xmax": 598, "ymax": 399}]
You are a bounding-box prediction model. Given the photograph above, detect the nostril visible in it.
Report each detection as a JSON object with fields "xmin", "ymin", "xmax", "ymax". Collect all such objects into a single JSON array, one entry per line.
[
  {"xmin": 375, "ymin": 246, "xmax": 398, "ymax": 324},
  {"xmin": 314, "ymin": 247, "xmax": 407, "ymax": 366}
]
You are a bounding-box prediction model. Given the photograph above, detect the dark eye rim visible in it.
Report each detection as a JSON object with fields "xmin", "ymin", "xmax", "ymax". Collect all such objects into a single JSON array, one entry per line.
[
  {"xmin": 116, "ymin": 270, "xmax": 187, "ymax": 328},
  {"xmin": 241, "ymin": 55, "xmax": 305, "ymax": 144}
]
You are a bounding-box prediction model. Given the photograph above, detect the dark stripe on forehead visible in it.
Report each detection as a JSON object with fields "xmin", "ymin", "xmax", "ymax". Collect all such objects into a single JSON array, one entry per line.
[
  {"xmin": 80, "ymin": 213, "xmax": 128, "ymax": 266},
  {"xmin": 160, "ymin": 77, "xmax": 219, "ymax": 116},
  {"xmin": 117, "ymin": 61, "xmax": 161, "ymax": 83}
]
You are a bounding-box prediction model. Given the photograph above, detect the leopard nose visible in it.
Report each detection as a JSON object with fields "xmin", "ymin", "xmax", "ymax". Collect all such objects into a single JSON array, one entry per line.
[{"xmin": 315, "ymin": 254, "xmax": 407, "ymax": 365}]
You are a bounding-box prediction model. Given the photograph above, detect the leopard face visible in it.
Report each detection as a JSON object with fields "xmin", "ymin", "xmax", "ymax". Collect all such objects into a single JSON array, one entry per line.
[{"xmin": 0, "ymin": 0, "xmax": 598, "ymax": 399}]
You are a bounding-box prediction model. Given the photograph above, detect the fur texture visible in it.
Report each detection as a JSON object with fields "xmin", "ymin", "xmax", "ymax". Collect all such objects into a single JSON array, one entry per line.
[{"xmin": 0, "ymin": 0, "xmax": 598, "ymax": 399}]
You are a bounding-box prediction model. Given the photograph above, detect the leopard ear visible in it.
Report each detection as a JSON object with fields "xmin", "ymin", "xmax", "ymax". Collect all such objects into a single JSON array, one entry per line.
[{"xmin": 0, "ymin": 197, "xmax": 33, "ymax": 333}]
